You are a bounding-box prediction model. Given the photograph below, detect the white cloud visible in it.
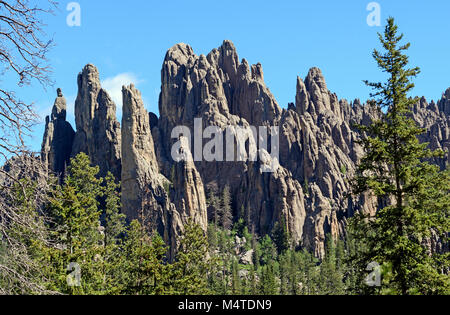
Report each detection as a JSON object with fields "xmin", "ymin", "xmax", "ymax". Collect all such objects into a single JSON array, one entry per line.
[{"xmin": 101, "ymin": 73, "xmax": 142, "ymax": 109}]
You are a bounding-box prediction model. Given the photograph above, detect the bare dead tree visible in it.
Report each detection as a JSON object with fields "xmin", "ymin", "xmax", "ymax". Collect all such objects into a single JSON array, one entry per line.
[
  {"xmin": 0, "ymin": 153, "xmax": 60, "ymax": 294},
  {"xmin": 0, "ymin": 0, "xmax": 58, "ymax": 295},
  {"xmin": 0, "ymin": 0, "xmax": 57, "ymax": 161}
]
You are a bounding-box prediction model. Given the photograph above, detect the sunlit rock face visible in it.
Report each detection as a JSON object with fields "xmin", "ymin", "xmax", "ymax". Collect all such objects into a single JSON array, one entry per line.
[{"xmin": 40, "ymin": 42, "xmax": 449, "ymax": 259}]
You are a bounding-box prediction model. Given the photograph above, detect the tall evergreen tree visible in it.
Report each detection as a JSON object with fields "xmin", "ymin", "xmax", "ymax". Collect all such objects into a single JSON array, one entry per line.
[
  {"xmin": 318, "ymin": 237, "xmax": 345, "ymax": 295},
  {"xmin": 103, "ymin": 173, "xmax": 126, "ymax": 246},
  {"xmin": 121, "ymin": 220, "xmax": 170, "ymax": 295},
  {"xmin": 259, "ymin": 263, "xmax": 278, "ymax": 295},
  {"xmin": 351, "ymin": 17, "xmax": 450, "ymax": 295},
  {"xmin": 207, "ymin": 187, "xmax": 220, "ymax": 227},
  {"xmin": 231, "ymin": 258, "xmax": 241, "ymax": 294},
  {"xmin": 101, "ymin": 172, "xmax": 127, "ymax": 294},
  {"xmin": 221, "ymin": 185, "xmax": 233, "ymax": 230},
  {"xmin": 172, "ymin": 220, "xmax": 213, "ymax": 295},
  {"xmin": 43, "ymin": 153, "xmax": 105, "ymax": 295},
  {"xmin": 271, "ymin": 218, "xmax": 291, "ymax": 254}
]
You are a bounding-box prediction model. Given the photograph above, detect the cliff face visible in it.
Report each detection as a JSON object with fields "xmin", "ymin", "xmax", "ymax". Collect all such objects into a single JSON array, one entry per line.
[
  {"xmin": 41, "ymin": 41, "xmax": 449, "ymax": 258},
  {"xmin": 71, "ymin": 64, "xmax": 122, "ymax": 180},
  {"xmin": 121, "ymin": 84, "xmax": 160, "ymax": 221},
  {"xmin": 411, "ymin": 91, "xmax": 450, "ymax": 170},
  {"xmin": 153, "ymin": 41, "xmax": 381, "ymax": 256},
  {"xmin": 121, "ymin": 84, "xmax": 207, "ymax": 258},
  {"xmin": 41, "ymin": 89, "xmax": 75, "ymax": 177}
]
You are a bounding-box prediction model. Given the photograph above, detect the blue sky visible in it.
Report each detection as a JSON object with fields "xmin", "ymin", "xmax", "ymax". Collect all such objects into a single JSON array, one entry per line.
[{"xmin": 11, "ymin": 0, "xmax": 450, "ymax": 152}]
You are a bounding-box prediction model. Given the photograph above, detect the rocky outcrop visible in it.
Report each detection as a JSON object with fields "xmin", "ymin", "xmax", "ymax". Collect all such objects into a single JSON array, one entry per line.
[
  {"xmin": 411, "ymin": 92, "xmax": 450, "ymax": 169},
  {"xmin": 121, "ymin": 84, "xmax": 207, "ymax": 258},
  {"xmin": 39, "ymin": 42, "xmax": 448, "ymax": 259},
  {"xmin": 41, "ymin": 88, "xmax": 75, "ymax": 177},
  {"xmin": 154, "ymin": 42, "xmax": 390, "ymax": 257},
  {"xmin": 170, "ymin": 137, "xmax": 208, "ymax": 230},
  {"xmin": 71, "ymin": 64, "xmax": 122, "ymax": 179},
  {"xmin": 276, "ymin": 68, "xmax": 380, "ymax": 255},
  {"xmin": 121, "ymin": 84, "xmax": 161, "ymax": 220},
  {"xmin": 155, "ymin": 41, "xmax": 307, "ymax": 248}
]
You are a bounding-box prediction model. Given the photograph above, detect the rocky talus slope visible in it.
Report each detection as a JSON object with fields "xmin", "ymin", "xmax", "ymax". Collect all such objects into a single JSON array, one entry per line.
[{"xmin": 41, "ymin": 41, "xmax": 449, "ymax": 258}]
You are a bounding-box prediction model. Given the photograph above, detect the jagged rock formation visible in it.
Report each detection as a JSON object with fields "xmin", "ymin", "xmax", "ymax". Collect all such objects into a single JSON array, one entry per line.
[
  {"xmin": 170, "ymin": 136, "xmax": 208, "ymax": 230},
  {"xmin": 411, "ymin": 91, "xmax": 450, "ymax": 169},
  {"xmin": 40, "ymin": 41, "xmax": 449, "ymax": 258},
  {"xmin": 155, "ymin": 41, "xmax": 306, "ymax": 250},
  {"xmin": 121, "ymin": 84, "xmax": 207, "ymax": 258},
  {"xmin": 121, "ymin": 84, "xmax": 162, "ymax": 220},
  {"xmin": 280, "ymin": 68, "xmax": 381, "ymax": 255},
  {"xmin": 71, "ymin": 64, "xmax": 122, "ymax": 179},
  {"xmin": 41, "ymin": 88, "xmax": 75, "ymax": 177},
  {"xmin": 153, "ymin": 41, "xmax": 379, "ymax": 256}
]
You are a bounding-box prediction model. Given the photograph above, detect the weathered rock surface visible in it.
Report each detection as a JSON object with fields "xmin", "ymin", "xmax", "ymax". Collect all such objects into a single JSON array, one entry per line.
[
  {"xmin": 39, "ymin": 42, "xmax": 449, "ymax": 259},
  {"xmin": 156, "ymin": 41, "xmax": 306, "ymax": 249},
  {"xmin": 121, "ymin": 84, "xmax": 161, "ymax": 220},
  {"xmin": 71, "ymin": 64, "xmax": 122, "ymax": 179},
  {"xmin": 41, "ymin": 89, "xmax": 75, "ymax": 177},
  {"xmin": 121, "ymin": 84, "xmax": 207, "ymax": 258},
  {"xmin": 411, "ymin": 92, "xmax": 450, "ymax": 169},
  {"xmin": 170, "ymin": 136, "xmax": 208, "ymax": 230}
]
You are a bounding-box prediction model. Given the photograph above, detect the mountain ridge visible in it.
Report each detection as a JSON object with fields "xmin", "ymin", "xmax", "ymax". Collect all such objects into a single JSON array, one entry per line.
[{"xmin": 40, "ymin": 40, "xmax": 449, "ymax": 258}]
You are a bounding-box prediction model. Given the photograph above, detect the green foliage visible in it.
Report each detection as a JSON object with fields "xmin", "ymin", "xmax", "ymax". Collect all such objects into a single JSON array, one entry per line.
[
  {"xmin": 318, "ymin": 237, "xmax": 346, "ymax": 295},
  {"xmin": 271, "ymin": 218, "xmax": 291, "ymax": 254},
  {"xmin": 231, "ymin": 259, "xmax": 242, "ymax": 294},
  {"xmin": 340, "ymin": 164, "xmax": 347, "ymax": 175},
  {"xmin": 302, "ymin": 178, "xmax": 310, "ymax": 196},
  {"xmin": 121, "ymin": 220, "xmax": 170, "ymax": 295},
  {"xmin": 259, "ymin": 263, "xmax": 277, "ymax": 295},
  {"xmin": 42, "ymin": 153, "xmax": 105, "ymax": 295},
  {"xmin": 351, "ymin": 17, "xmax": 450, "ymax": 295},
  {"xmin": 172, "ymin": 220, "xmax": 214, "ymax": 295},
  {"xmin": 104, "ymin": 172, "xmax": 126, "ymax": 246},
  {"xmin": 258, "ymin": 235, "xmax": 277, "ymax": 266},
  {"xmin": 207, "ymin": 187, "xmax": 221, "ymax": 227}
]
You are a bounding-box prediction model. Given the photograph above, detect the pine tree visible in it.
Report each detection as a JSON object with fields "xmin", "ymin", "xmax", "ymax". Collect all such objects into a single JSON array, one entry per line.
[
  {"xmin": 271, "ymin": 218, "xmax": 291, "ymax": 254},
  {"xmin": 351, "ymin": 17, "xmax": 450, "ymax": 295},
  {"xmin": 249, "ymin": 265, "xmax": 258, "ymax": 295},
  {"xmin": 220, "ymin": 185, "xmax": 233, "ymax": 230},
  {"xmin": 279, "ymin": 253, "xmax": 290, "ymax": 295},
  {"xmin": 258, "ymin": 235, "xmax": 277, "ymax": 266},
  {"xmin": 259, "ymin": 263, "xmax": 278, "ymax": 295},
  {"xmin": 318, "ymin": 237, "xmax": 345, "ymax": 295},
  {"xmin": 101, "ymin": 172, "xmax": 126, "ymax": 294},
  {"xmin": 121, "ymin": 220, "xmax": 169, "ymax": 295},
  {"xmin": 231, "ymin": 259, "xmax": 241, "ymax": 294},
  {"xmin": 207, "ymin": 187, "xmax": 220, "ymax": 227},
  {"xmin": 104, "ymin": 172, "xmax": 126, "ymax": 246},
  {"xmin": 172, "ymin": 220, "xmax": 213, "ymax": 295},
  {"xmin": 43, "ymin": 153, "xmax": 105, "ymax": 295},
  {"xmin": 297, "ymin": 249, "xmax": 319, "ymax": 295}
]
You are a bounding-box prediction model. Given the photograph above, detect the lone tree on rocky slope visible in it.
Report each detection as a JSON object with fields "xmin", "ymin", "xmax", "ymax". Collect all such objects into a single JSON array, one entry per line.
[{"xmin": 350, "ymin": 17, "xmax": 450, "ymax": 295}]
